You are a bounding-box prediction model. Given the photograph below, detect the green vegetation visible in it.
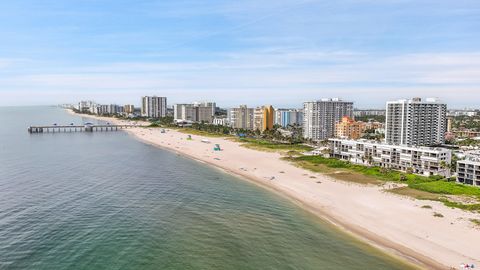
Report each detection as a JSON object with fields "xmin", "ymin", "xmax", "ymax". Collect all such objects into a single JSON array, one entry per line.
[
  {"xmin": 146, "ymin": 116, "xmax": 175, "ymax": 127},
  {"xmin": 184, "ymin": 122, "xmax": 234, "ymax": 136},
  {"xmin": 285, "ymin": 155, "xmax": 480, "ymax": 211},
  {"xmin": 388, "ymin": 187, "xmax": 441, "ymax": 201},
  {"xmin": 236, "ymin": 138, "xmax": 314, "ymax": 153},
  {"xmin": 451, "ymin": 115, "xmax": 480, "ymax": 131},
  {"xmin": 441, "ymin": 200, "xmax": 480, "ymax": 211},
  {"xmin": 361, "ymin": 129, "xmax": 384, "ymax": 141},
  {"xmin": 456, "ymin": 138, "xmax": 480, "ymax": 147},
  {"xmin": 355, "ymin": 115, "xmax": 385, "ymax": 123},
  {"xmin": 470, "ymin": 219, "xmax": 480, "ymax": 226},
  {"xmin": 288, "ymin": 155, "xmax": 441, "ymax": 183},
  {"xmin": 433, "ymin": 212, "xmax": 444, "ymax": 218},
  {"xmin": 408, "ymin": 181, "xmax": 480, "ymax": 198},
  {"xmin": 148, "ymin": 122, "xmax": 160, "ymax": 127},
  {"xmin": 284, "ymin": 156, "xmax": 382, "ymax": 185},
  {"xmin": 177, "ymin": 128, "xmax": 231, "ymax": 138}
]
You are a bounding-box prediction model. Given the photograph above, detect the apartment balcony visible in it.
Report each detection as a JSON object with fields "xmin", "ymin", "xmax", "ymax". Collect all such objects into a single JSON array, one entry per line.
[{"xmin": 420, "ymin": 156, "xmax": 441, "ymax": 162}]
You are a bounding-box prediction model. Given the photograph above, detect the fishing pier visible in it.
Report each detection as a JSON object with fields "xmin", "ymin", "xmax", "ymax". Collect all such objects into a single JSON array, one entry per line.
[{"xmin": 28, "ymin": 124, "xmax": 136, "ymax": 133}]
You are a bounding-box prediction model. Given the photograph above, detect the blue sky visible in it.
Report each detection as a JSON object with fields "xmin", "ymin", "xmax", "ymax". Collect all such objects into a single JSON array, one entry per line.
[{"xmin": 0, "ymin": 0, "xmax": 479, "ymax": 108}]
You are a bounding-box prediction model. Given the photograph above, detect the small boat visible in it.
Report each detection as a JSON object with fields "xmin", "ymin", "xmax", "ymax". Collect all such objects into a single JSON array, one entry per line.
[{"xmin": 201, "ymin": 139, "xmax": 211, "ymax": 144}]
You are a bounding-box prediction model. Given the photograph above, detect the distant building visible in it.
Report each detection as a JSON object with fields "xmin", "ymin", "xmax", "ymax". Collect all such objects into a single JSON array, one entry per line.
[
  {"xmin": 447, "ymin": 110, "xmax": 478, "ymax": 117},
  {"xmin": 194, "ymin": 101, "xmax": 216, "ymax": 116},
  {"xmin": 95, "ymin": 104, "xmax": 109, "ymax": 115},
  {"xmin": 141, "ymin": 96, "xmax": 167, "ymax": 118},
  {"xmin": 329, "ymin": 138, "xmax": 452, "ymax": 177},
  {"xmin": 173, "ymin": 102, "xmax": 214, "ymax": 123},
  {"xmin": 213, "ymin": 117, "xmax": 228, "ymax": 126},
  {"xmin": 453, "ymin": 130, "xmax": 480, "ymax": 138},
  {"xmin": 457, "ymin": 157, "xmax": 480, "ymax": 187},
  {"xmin": 353, "ymin": 109, "xmax": 386, "ymax": 117},
  {"xmin": 227, "ymin": 105, "xmax": 254, "ymax": 130},
  {"xmin": 174, "ymin": 104, "xmax": 195, "ymax": 122},
  {"xmin": 335, "ymin": 116, "xmax": 366, "ymax": 139},
  {"xmin": 77, "ymin": 101, "xmax": 96, "ymax": 113},
  {"xmin": 303, "ymin": 98, "xmax": 354, "ymax": 141},
  {"xmin": 197, "ymin": 105, "xmax": 214, "ymax": 123},
  {"xmin": 124, "ymin": 105, "xmax": 135, "ymax": 114},
  {"xmin": 447, "ymin": 116, "xmax": 453, "ymax": 133},
  {"xmin": 364, "ymin": 121, "xmax": 384, "ymax": 131},
  {"xmin": 274, "ymin": 108, "xmax": 303, "ymax": 127},
  {"xmin": 94, "ymin": 104, "xmax": 122, "ymax": 115},
  {"xmin": 253, "ymin": 105, "xmax": 274, "ymax": 132},
  {"xmin": 108, "ymin": 104, "xmax": 123, "ymax": 115},
  {"xmin": 385, "ymin": 98, "xmax": 447, "ymax": 146}
]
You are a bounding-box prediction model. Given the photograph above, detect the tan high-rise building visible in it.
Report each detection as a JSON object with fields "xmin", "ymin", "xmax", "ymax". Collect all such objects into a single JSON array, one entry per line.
[
  {"xmin": 228, "ymin": 105, "xmax": 254, "ymax": 130},
  {"xmin": 335, "ymin": 116, "xmax": 366, "ymax": 139},
  {"xmin": 263, "ymin": 105, "xmax": 274, "ymax": 131},
  {"xmin": 253, "ymin": 105, "xmax": 274, "ymax": 132},
  {"xmin": 124, "ymin": 105, "xmax": 135, "ymax": 114},
  {"xmin": 447, "ymin": 116, "xmax": 453, "ymax": 133}
]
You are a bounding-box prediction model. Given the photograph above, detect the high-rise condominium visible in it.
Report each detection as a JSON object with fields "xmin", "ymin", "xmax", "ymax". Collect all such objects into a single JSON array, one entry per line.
[
  {"xmin": 274, "ymin": 108, "xmax": 303, "ymax": 127},
  {"xmin": 173, "ymin": 102, "xmax": 215, "ymax": 123},
  {"xmin": 124, "ymin": 105, "xmax": 135, "ymax": 114},
  {"xmin": 253, "ymin": 105, "xmax": 274, "ymax": 132},
  {"xmin": 141, "ymin": 96, "xmax": 167, "ymax": 118},
  {"xmin": 303, "ymin": 98, "xmax": 354, "ymax": 141},
  {"xmin": 385, "ymin": 98, "xmax": 447, "ymax": 146},
  {"xmin": 227, "ymin": 105, "xmax": 254, "ymax": 130}
]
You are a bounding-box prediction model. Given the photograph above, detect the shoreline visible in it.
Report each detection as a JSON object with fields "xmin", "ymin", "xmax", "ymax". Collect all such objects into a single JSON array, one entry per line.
[
  {"xmin": 133, "ymin": 131, "xmax": 430, "ymax": 269},
  {"xmin": 68, "ymin": 110, "xmax": 480, "ymax": 269}
]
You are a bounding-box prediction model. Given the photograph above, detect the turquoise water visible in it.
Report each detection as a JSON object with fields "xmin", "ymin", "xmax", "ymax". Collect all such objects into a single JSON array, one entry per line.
[{"xmin": 0, "ymin": 107, "xmax": 414, "ymax": 270}]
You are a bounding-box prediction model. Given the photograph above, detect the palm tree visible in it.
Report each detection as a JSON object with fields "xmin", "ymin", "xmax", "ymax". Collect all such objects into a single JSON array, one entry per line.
[{"xmin": 366, "ymin": 154, "xmax": 374, "ymax": 166}]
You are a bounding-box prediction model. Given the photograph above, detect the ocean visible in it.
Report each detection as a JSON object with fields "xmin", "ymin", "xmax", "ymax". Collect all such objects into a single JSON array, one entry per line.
[{"xmin": 0, "ymin": 106, "xmax": 414, "ymax": 270}]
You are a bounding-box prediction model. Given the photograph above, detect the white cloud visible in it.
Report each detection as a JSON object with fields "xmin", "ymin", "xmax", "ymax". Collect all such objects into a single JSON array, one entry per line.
[{"xmin": 0, "ymin": 50, "xmax": 479, "ymax": 107}]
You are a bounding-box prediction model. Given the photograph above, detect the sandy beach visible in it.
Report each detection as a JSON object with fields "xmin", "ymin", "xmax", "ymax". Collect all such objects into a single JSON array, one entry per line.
[{"xmin": 74, "ymin": 112, "xmax": 480, "ymax": 269}]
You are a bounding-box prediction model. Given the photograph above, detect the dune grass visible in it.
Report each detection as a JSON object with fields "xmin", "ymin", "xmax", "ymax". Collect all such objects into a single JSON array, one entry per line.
[
  {"xmin": 236, "ymin": 138, "xmax": 314, "ymax": 153},
  {"xmin": 388, "ymin": 187, "xmax": 442, "ymax": 201},
  {"xmin": 286, "ymin": 155, "xmax": 480, "ymax": 212},
  {"xmin": 176, "ymin": 128, "xmax": 232, "ymax": 138},
  {"xmin": 471, "ymin": 219, "xmax": 480, "ymax": 226}
]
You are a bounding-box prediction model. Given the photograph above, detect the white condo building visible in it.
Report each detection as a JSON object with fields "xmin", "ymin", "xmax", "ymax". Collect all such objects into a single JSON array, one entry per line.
[
  {"xmin": 385, "ymin": 98, "xmax": 447, "ymax": 146},
  {"xmin": 77, "ymin": 100, "xmax": 96, "ymax": 113},
  {"xmin": 303, "ymin": 98, "xmax": 354, "ymax": 141},
  {"xmin": 329, "ymin": 138, "xmax": 452, "ymax": 177},
  {"xmin": 457, "ymin": 157, "xmax": 480, "ymax": 187},
  {"xmin": 194, "ymin": 101, "xmax": 216, "ymax": 116},
  {"xmin": 141, "ymin": 96, "xmax": 167, "ymax": 118},
  {"xmin": 173, "ymin": 102, "xmax": 214, "ymax": 123}
]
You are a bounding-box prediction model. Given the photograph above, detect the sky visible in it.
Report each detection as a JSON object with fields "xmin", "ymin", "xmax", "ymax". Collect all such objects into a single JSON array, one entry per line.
[{"xmin": 0, "ymin": 0, "xmax": 479, "ymax": 109}]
